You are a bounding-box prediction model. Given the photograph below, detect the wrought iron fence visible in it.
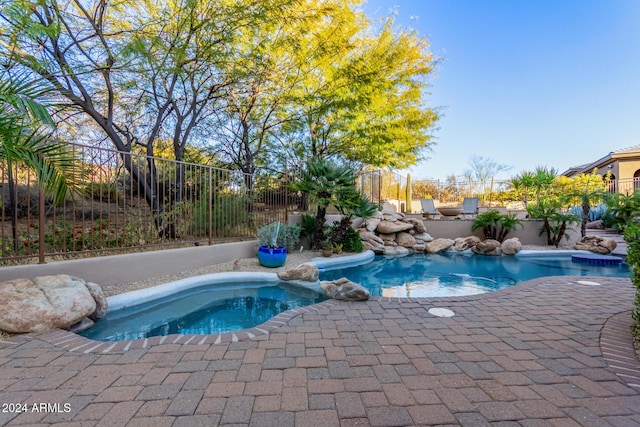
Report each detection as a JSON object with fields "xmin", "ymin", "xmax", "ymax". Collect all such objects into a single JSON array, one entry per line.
[
  {"xmin": 357, "ymin": 169, "xmax": 637, "ymax": 213},
  {"xmin": 356, "ymin": 169, "xmax": 511, "ymax": 208},
  {"xmin": 1, "ymin": 144, "xmax": 299, "ymax": 264}
]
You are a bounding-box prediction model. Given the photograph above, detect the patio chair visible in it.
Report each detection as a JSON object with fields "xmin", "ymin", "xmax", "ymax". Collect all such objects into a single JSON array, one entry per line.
[
  {"xmin": 420, "ymin": 198, "xmax": 440, "ymax": 218},
  {"xmin": 461, "ymin": 197, "xmax": 479, "ymax": 218}
]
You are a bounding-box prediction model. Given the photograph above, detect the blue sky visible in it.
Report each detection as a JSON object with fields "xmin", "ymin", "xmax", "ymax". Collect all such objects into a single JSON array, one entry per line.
[{"xmin": 362, "ymin": 0, "xmax": 640, "ymax": 181}]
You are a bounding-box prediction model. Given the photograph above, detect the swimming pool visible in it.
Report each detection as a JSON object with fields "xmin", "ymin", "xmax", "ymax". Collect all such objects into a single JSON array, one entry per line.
[
  {"xmin": 81, "ymin": 281, "xmax": 325, "ymax": 341},
  {"xmin": 80, "ymin": 250, "xmax": 628, "ymax": 341},
  {"xmin": 318, "ymin": 252, "xmax": 630, "ymax": 298}
]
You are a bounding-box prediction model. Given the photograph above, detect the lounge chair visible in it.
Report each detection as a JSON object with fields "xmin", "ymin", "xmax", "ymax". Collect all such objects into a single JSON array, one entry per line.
[
  {"xmin": 461, "ymin": 197, "xmax": 479, "ymax": 217},
  {"xmin": 420, "ymin": 198, "xmax": 440, "ymax": 218}
]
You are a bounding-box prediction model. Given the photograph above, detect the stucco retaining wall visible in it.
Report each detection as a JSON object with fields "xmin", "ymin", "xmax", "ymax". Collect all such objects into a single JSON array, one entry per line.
[
  {"xmin": 423, "ymin": 218, "xmax": 581, "ymax": 246},
  {"xmin": 0, "ymin": 240, "xmax": 259, "ymax": 285}
]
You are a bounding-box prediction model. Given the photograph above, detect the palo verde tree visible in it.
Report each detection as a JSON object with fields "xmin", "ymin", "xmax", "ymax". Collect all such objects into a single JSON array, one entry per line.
[
  {"xmin": 210, "ymin": 0, "xmax": 325, "ymax": 191},
  {"xmin": 278, "ymin": 8, "xmax": 439, "ymax": 170}
]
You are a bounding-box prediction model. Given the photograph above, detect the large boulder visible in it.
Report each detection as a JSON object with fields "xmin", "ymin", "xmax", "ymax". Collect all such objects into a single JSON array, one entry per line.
[
  {"xmin": 425, "ymin": 238, "xmax": 455, "ymax": 254},
  {"xmin": 585, "ymin": 220, "xmax": 605, "ymax": 230},
  {"xmin": 402, "ymin": 218, "xmax": 427, "ymax": 233},
  {"xmin": 376, "ymin": 220, "xmax": 414, "ymax": 234},
  {"xmin": 363, "ymin": 241, "xmax": 385, "ymax": 254},
  {"xmin": 365, "ymin": 217, "xmax": 381, "ymax": 232},
  {"xmin": 379, "ymin": 233, "xmax": 397, "ymax": 245},
  {"xmin": 382, "ymin": 246, "xmax": 410, "ymax": 256},
  {"xmin": 358, "ymin": 230, "xmax": 384, "ymax": 246},
  {"xmin": 501, "ymin": 237, "xmax": 522, "ymax": 256},
  {"xmin": 413, "ymin": 232, "xmax": 434, "ymax": 243},
  {"xmin": 454, "ymin": 236, "xmax": 481, "ymax": 251},
  {"xmin": 278, "ymin": 264, "xmax": 319, "ymax": 282},
  {"xmin": 395, "ymin": 232, "xmax": 417, "ymax": 248},
  {"xmin": 574, "ymin": 236, "xmax": 617, "ymax": 254},
  {"xmin": 320, "ymin": 278, "xmax": 370, "ymax": 301},
  {"xmin": 472, "ymin": 239, "xmax": 502, "ymax": 256},
  {"xmin": 85, "ymin": 281, "xmax": 108, "ymax": 320},
  {"xmin": 0, "ymin": 275, "xmax": 97, "ymax": 333}
]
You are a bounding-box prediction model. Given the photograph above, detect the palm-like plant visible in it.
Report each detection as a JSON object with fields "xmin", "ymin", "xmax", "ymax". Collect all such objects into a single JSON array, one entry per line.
[
  {"xmin": 1, "ymin": 71, "xmax": 77, "ymax": 252},
  {"xmin": 531, "ymin": 166, "xmax": 557, "ymax": 205},
  {"xmin": 526, "ymin": 199, "xmax": 580, "ymax": 246},
  {"xmin": 471, "ymin": 210, "xmax": 523, "ymax": 242},
  {"xmin": 290, "ymin": 158, "xmax": 360, "ymax": 249},
  {"xmin": 511, "ymin": 171, "xmax": 535, "ymax": 206},
  {"xmin": 604, "ymin": 191, "xmax": 640, "ymax": 231}
]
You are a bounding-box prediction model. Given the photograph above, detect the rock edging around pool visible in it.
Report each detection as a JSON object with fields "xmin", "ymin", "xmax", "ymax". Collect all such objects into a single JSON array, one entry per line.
[{"xmin": 107, "ymin": 250, "xmax": 377, "ymax": 312}]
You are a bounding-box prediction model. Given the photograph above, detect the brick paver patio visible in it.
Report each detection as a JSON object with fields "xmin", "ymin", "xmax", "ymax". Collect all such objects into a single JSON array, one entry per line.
[{"xmin": 1, "ymin": 275, "xmax": 639, "ymax": 426}]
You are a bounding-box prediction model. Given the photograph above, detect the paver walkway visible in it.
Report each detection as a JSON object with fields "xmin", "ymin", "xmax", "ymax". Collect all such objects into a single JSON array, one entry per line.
[{"xmin": 0, "ymin": 275, "xmax": 638, "ymax": 426}]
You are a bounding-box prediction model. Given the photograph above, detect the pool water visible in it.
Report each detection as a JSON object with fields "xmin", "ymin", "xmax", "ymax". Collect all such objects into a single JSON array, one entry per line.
[
  {"xmin": 319, "ymin": 253, "xmax": 630, "ymax": 298},
  {"xmin": 81, "ymin": 283, "xmax": 326, "ymax": 341}
]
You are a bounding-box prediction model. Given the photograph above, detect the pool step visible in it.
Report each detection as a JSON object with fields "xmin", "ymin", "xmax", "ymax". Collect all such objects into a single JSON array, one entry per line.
[{"xmin": 572, "ymin": 253, "xmax": 623, "ymax": 266}]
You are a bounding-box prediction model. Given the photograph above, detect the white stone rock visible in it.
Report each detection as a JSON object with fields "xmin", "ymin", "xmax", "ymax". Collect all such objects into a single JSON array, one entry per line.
[
  {"xmin": 574, "ymin": 236, "xmax": 617, "ymax": 254},
  {"xmin": 395, "ymin": 232, "xmax": 417, "ymax": 248},
  {"xmin": 278, "ymin": 264, "xmax": 319, "ymax": 282},
  {"xmin": 365, "ymin": 217, "xmax": 381, "ymax": 232},
  {"xmin": 382, "ymin": 246, "xmax": 410, "ymax": 255},
  {"xmin": 0, "ymin": 275, "xmax": 97, "ymax": 333},
  {"xmin": 320, "ymin": 278, "xmax": 370, "ymax": 301},
  {"xmin": 413, "ymin": 233, "xmax": 434, "ymax": 243},
  {"xmin": 501, "ymin": 237, "xmax": 522, "ymax": 256},
  {"xmin": 425, "ymin": 238, "xmax": 455, "ymax": 254},
  {"xmin": 454, "ymin": 236, "xmax": 481, "ymax": 251},
  {"xmin": 472, "ymin": 239, "xmax": 502, "ymax": 256},
  {"xmin": 402, "ymin": 218, "xmax": 427, "ymax": 233},
  {"xmin": 376, "ymin": 220, "xmax": 414, "ymax": 234},
  {"xmin": 358, "ymin": 230, "xmax": 384, "ymax": 245},
  {"xmin": 85, "ymin": 281, "xmax": 108, "ymax": 320}
]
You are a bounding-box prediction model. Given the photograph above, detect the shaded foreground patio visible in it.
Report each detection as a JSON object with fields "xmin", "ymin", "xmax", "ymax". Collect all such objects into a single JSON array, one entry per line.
[{"xmin": 0, "ymin": 275, "xmax": 639, "ymax": 426}]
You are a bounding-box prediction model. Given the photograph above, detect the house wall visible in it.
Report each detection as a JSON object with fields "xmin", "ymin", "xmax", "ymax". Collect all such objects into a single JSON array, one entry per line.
[{"xmin": 618, "ymin": 159, "xmax": 640, "ymax": 180}]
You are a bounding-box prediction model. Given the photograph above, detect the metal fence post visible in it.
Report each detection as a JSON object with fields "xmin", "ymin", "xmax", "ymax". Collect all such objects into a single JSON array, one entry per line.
[{"xmin": 38, "ymin": 188, "xmax": 45, "ymax": 264}]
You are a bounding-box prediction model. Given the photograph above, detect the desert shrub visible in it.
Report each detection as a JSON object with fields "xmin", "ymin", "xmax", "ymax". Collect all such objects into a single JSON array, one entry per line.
[
  {"xmin": 624, "ymin": 223, "xmax": 640, "ymax": 335},
  {"xmin": 188, "ymin": 194, "xmax": 250, "ymax": 237},
  {"xmin": 471, "ymin": 210, "xmax": 523, "ymax": 242},
  {"xmin": 603, "ymin": 191, "xmax": 640, "ymax": 231},
  {"xmin": 340, "ymin": 226, "xmax": 363, "ymax": 253}
]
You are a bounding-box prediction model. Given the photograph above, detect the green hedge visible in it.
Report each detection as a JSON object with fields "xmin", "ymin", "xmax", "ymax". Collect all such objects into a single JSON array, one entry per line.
[{"xmin": 624, "ymin": 223, "xmax": 640, "ymax": 333}]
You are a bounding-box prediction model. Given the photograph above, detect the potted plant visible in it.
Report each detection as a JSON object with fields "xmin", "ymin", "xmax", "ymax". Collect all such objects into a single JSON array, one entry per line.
[
  {"xmin": 321, "ymin": 242, "xmax": 334, "ymax": 257},
  {"xmin": 257, "ymin": 221, "xmax": 301, "ymax": 267}
]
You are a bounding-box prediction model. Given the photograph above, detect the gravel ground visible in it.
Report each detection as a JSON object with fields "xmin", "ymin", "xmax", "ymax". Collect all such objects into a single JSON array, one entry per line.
[{"xmin": 102, "ymin": 249, "xmax": 323, "ymax": 297}]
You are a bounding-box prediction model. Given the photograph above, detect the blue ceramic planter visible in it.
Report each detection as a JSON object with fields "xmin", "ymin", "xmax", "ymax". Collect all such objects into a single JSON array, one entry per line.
[{"xmin": 257, "ymin": 245, "xmax": 287, "ymax": 268}]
